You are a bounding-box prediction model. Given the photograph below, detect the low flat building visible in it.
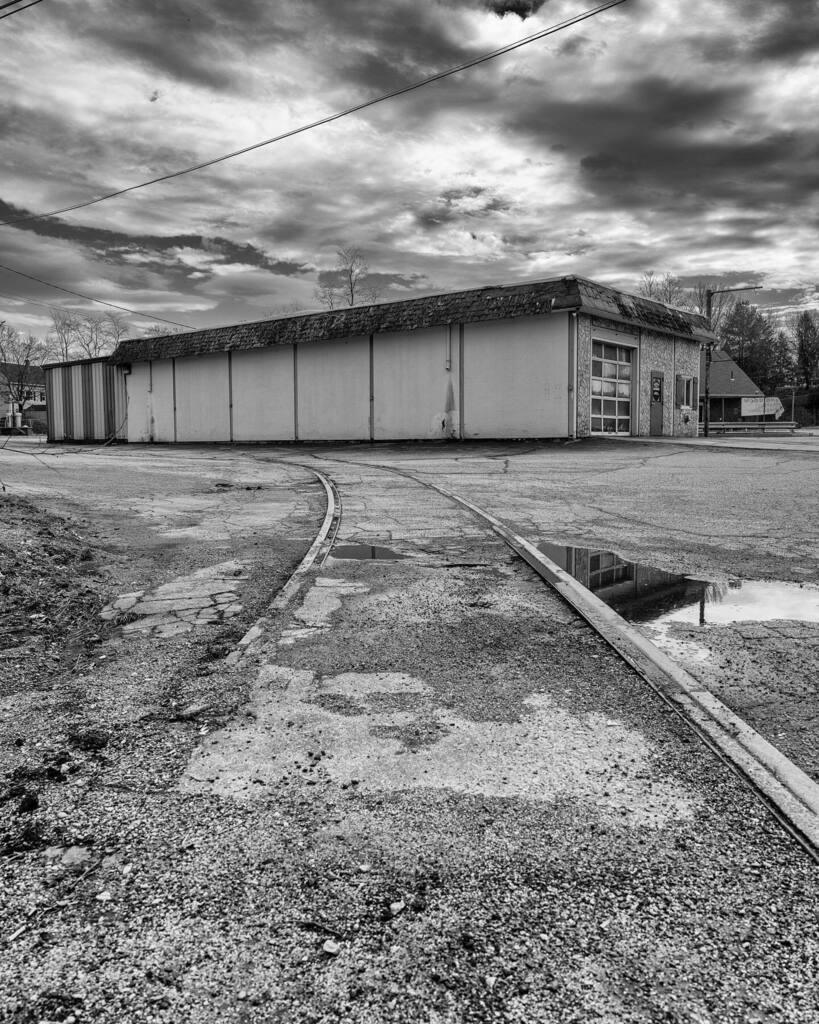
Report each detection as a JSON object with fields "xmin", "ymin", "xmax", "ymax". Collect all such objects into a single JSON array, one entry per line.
[{"xmin": 44, "ymin": 276, "xmax": 712, "ymax": 444}]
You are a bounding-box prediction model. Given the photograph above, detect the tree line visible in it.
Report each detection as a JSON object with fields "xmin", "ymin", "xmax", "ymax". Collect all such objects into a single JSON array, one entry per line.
[{"xmin": 637, "ymin": 272, "xmax": 819, "ymax": 393}]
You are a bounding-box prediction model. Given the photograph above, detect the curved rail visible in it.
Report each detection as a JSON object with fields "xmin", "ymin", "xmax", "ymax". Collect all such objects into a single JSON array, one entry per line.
[{"xmin": 229, "ymin": 464, "xmax": 341, "ymax": 664}]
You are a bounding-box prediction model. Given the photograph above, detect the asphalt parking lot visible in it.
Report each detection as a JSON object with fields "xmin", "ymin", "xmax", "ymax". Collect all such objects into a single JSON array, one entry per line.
[{"xmin": 1, "ymin": 436, "xmax": 817, "ymax": 1024}]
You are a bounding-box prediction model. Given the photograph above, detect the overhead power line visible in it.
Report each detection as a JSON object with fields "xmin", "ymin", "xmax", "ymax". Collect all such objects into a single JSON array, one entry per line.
[
  {"xmin": 1, "ymin": 0, "xmax": 628, "ymax": 228},
  {"xmin": 0, "ymin": 264, "xmax": 194, "ymax": 328},
  {"xmin": 0, "ymin": 0, "xmax": 46, "ymax": 21}
]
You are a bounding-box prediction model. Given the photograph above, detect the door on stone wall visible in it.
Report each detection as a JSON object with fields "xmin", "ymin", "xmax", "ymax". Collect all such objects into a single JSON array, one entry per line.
[{"xmin": 650, "ymin": 372, "xmax": 664, "ymax": 436}]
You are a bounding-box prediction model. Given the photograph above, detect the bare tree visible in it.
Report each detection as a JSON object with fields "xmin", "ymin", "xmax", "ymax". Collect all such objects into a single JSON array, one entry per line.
[
  {"xmin": 687, "ymin": 279, "xmax": 737, "ymax": 335},
  {"xmin": 315, "ymin": 247, "xmax": 380, "ymax": 309},
  {"xmin": 637, "ymin": 271, "xmax": 690, "ymax": 308},
  {"xmin": 141, "ymin": 323, "xmax": 185, "ymax": 338},
  {"xmin": 48, "ymin": 309, "xmax": 130, "ymax": 359},
  {"xmin": 48, "ymin": 308, "xmax": 81, "ymax": 361},
  {"xmin": 74, "ymin": 312, "xmax": 129, "ymax": 357},
  {"xmin": 638, "ymin": 273, "xmax": 741, "ymax": 334},
  {"xmin": 0, "ymin": 322, "xmax": 50, "ymax": 415}
]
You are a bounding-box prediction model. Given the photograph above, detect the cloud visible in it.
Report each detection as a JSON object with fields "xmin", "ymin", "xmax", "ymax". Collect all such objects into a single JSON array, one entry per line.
[{"xmin": 484, "ymin": 0, "xmax": 549, "ymax": 17}]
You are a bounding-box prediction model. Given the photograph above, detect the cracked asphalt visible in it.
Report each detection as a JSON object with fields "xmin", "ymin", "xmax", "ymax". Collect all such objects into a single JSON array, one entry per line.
[{"xmin": 1, "ymin": 438, "xmax": 818, "ymax": 1023}]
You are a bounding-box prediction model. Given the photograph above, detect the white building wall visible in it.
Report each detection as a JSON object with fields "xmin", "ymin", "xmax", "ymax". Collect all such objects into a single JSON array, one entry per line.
[
  {"xmin": 462, "ymin": 314, "xmax": 570, "ymax": 438},
  {"xmin": 373, "ymin": 326, "xmax": 459, "ymax": 440},
  {"xmin": 127, "ymin": 360, "xmax": 175, "ymax": 442},
  {"xmin": 297, "ymin": 337, "xmax": 370, "ymax": 441},
  {"xmin": 175, "ymin": 354, "xmax": 231, "ymax": 442},
  {"xmin": 232, "ymin": 347, "xmax": 295, "ymax": 441}
]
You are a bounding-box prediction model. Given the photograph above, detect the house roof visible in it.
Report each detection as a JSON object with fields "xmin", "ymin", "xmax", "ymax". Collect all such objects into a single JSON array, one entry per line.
[
  {"xmin": 0, "ymin": 362, "xmax": 45, "ymax": 385},
  {"xmin": 700, "ymin": 348, "xmax": 762, "ymax": 397},
  {"xmin": 110, "ymin": 275, "xmax": 714, "ymax": 365}
]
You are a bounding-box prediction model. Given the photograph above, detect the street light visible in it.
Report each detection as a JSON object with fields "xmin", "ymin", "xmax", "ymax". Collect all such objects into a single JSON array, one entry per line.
[{"xmin": 702, "ymin": 285, "xmax": 763, "ymax": 437}]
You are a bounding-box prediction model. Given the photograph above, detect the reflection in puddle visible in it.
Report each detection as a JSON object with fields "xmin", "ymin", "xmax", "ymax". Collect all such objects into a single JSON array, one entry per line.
[
  {"xmin": 330, "ymin": 544, "xmax": 407, "ymax": 561},
  {"xmin": 538, "ymin": 542, "xmax": 819, "ymax": 631}
]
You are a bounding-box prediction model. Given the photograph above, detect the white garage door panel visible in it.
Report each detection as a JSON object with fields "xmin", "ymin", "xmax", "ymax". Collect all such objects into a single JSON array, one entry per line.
[
  {"xmin": 175, "ymin": 354, "xmax": 230, "ymax": 442},
  {"xmin": 232, "ymin": 347, "xmax": 295, "ymax": 441},
  {"xmin": 298, "ymin": 338, "xmax": 370, "ymax": 440},
  {"xmin": 373, "ymin": 327, "xmax": 458, "ymax": 439},
  {"xmin": 463, "ymin": 315, "xmax": 569, "ymax": 438}
]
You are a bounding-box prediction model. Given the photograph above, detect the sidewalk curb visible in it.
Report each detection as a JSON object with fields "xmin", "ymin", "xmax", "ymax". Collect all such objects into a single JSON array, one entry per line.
[{"xmin": 424, "ymin": 478, "xmax": 819, "ymax": 863}]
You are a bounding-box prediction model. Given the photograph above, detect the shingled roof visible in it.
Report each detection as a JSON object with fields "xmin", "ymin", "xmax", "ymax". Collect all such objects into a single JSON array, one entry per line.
[
  {"xmin": 110, "ymin": 275, "xmax": 713, "ymax": 364},
  {"xmin": 699, "ymin": 347, "xmax": 762, "ymax": 398}
]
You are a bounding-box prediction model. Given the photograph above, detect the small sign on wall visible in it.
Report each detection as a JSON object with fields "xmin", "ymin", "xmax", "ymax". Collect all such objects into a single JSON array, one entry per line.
[{"xmin": 651, "ymin": 376, "xmax": 663, "ymax": 403}]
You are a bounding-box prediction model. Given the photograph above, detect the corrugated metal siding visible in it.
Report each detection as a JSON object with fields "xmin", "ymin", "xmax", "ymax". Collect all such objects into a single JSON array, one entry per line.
[
  {"xmin": 44, "ymin": 360, "xmax": 128, "ymax": 443},
  {"xmin": 71, "ymin": 365, "xmax": 84, "ymax": 439},
  {"xmin": 47, "ymin": 367, "xmax": 63, "ymax": 441}
]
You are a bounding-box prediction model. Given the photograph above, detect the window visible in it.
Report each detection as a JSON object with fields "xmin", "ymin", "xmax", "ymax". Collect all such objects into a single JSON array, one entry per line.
[
  {"xmin": 589, "ymin": 551, "xmax": 634, "ymax": 590},
  {"xmin": 591, "ymin": 341, "xmax": 633, "ymax": 434},
  {"xmin": 675, "ymin": 375, "xmax": 698, "ymax": 408}
]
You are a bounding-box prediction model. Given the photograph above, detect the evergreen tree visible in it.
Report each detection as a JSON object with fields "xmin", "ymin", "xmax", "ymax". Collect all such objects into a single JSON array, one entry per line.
[
  {"xmin": 718, "ymin": 301, "xmax": 795, "ymax": 393},
  {"xmin": 794, "ymin": 310, "xmax": 819, "ymax": 388}
]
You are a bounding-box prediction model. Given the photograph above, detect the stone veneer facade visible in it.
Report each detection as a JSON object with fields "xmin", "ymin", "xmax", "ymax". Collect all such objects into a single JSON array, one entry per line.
[{"xmin": 576, "ymin": 314, "xmax": 700, "ymax": 439}]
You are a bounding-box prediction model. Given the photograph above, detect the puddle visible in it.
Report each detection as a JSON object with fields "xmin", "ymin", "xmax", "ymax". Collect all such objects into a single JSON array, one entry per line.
[
  {"xmin": 538, "ymin": 542, "xmax": 819, "ymax": 629},
  {"xmin": 330, "ymin": 544, "xmax": 407, "ymax": 561}
]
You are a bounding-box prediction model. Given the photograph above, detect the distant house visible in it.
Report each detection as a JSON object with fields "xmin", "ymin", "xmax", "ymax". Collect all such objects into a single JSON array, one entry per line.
[
  {"xmin": 0, "ymin": 361, "xmax": 47, "ymax": 431},
  {"xmin": 699, "ymin": 348, "xmax": 764, "ymax": 424}
]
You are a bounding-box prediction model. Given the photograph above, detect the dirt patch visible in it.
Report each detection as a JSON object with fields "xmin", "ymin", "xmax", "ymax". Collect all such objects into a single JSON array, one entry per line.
[{"xmin": 0, "ymin": 494, "xmax": 112, "ymax": 696}]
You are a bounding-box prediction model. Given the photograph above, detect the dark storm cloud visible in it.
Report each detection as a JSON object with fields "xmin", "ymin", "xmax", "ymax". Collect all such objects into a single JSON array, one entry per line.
[
  {"xmin": 414, "ymin": 186, "xmax": 511, "ymax": 229},
  {"xmin": 484, "ymin": 0, "xmax": 549, "ymax": 17},
  {"xmin": 0, "ymin": 198, "xmax": 311, "ymax": 281},
  {"xmin": 506, "ymin": 74, "xmax": 819, "ymax": 213},
  {"xmin": 747, "ymin": 0, "xmax": 819, "ymax": 61},
  {"xmin": 316, "ymin": 269, "xmax": 429, "ymax": 293},
  {"xmin": 55, "ymin": 0, "xmax": 299, "ymax": 91}
]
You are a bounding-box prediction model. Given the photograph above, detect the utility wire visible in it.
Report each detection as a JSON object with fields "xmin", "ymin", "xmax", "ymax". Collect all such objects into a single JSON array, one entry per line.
[
  {"xmin": 1, "ymin": 0, "xmax": 628, "ymax": 228},
  {"xmin": 0, "ymin": 0, "xmax": 46, "ymax": 21},
  {"xmin": 0, "ymin": 264, "xmax": 194, "ymax": 328}
]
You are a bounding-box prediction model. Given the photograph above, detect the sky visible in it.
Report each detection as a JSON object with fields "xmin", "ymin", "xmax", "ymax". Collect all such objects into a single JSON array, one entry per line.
[{"xmin": 1, "ymin": 0, "xmax": 817, "ymax": 339}]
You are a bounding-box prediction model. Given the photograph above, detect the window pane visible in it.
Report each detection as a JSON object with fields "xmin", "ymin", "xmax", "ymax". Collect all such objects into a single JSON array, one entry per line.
[
  {"xmin": 617, "ymin": 418, "xmax": 630, "ymax": 433},
  {"xmin": 617, "ymin": 400, "xmax": 631, "ymax": 416},
  {"xmin": 591, "ymin": 417, "xmax": 603, "ymax": 432},
  {"xmin": 604, "ymin": 344, "xmax": 618, "ymax": 360},
  {"xmin": 617, "ymin": 382, "xmax": 630, "ymax": 398},
  {"xmin": 603, "ymin": 417, "xmax": 616, "ymax": 432},
  {"xmin": 618, "ymin": 362, "xmax": 632, "ymax": 380},
  {"xmin": 603, "ymin": 399, "xmax": 617, "ymax": 415},
  {"xmin": 591, "ymin": 398, "xmax": 602, "ymax": 414},
  {"xmin": 603, "ymin": 361, "xmax": 617, "ymax": 378},
  {"xmin": 590, "ymin": 554, "xmax": 601, "ymax": 571},
  {"xmin": 592, "ymin": 360, "xmax": 603, "ymax": 377},
  {"xmin": 591, "ymin": 379, "xmax": 602, "ymax": 395},
  {"xmin": 602, "ymin": 381, "xmax": 616, "ymax": 397},
  {"xmin": 593, "ymin": 342, "xmax": 603, "ymax": 357},
  {"xmin": 618, "ymin": 347, "xmax": 633, "ymax": 363}
]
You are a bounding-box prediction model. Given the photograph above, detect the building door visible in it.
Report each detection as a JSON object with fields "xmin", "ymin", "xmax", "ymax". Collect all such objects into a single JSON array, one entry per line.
[
  {"xmin": 650, "ymin": 372, "xmax": 664, "ymax": 436},
  {"xmin": 591, "ymin": 341, "xmax": 633, "ymax": 434}
]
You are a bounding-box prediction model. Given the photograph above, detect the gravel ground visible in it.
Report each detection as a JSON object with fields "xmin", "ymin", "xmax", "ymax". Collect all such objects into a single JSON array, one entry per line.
[{"xmin": 1, "ymin": 443, "xmax": 818, "ymax": 1024}]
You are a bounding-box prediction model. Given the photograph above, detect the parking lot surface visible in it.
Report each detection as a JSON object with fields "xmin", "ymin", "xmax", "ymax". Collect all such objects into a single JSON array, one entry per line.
[{"xmin": 1, "ymin": 438, "xmax": 817, "ymax": 1024}]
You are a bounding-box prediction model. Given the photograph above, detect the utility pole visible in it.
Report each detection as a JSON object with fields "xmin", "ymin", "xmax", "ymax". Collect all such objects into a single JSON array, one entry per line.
[{"xmin": 702, "ymin": 285, "xmax": 763, "ymax": 437}]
